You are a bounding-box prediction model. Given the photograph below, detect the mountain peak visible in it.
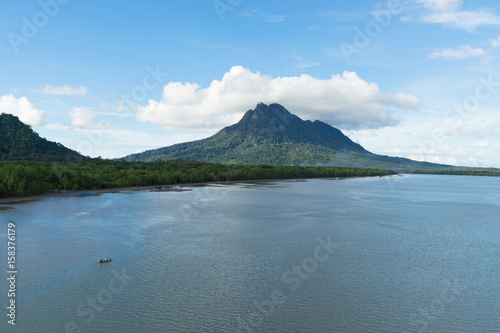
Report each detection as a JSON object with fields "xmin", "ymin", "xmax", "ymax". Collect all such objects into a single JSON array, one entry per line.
[
  {"xmin": 245, "ymin": 103, "xmax": 293, "ymax": 119},
  {"xmin": 227, "ymin": 103, "xmax": 366, "ymax": 153},
  {"xmin": 253, "ymin": 103, "xmax": 292, "ymax": 117},
  {"xmin": 231, "ymin": 103, "xmax": 299, "ymax": 134}
]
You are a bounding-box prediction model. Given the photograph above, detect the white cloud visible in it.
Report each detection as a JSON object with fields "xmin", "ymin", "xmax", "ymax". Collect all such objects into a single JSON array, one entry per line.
[
  {"xmin": 447, "ymin": 125, "xmax": 470, "ymax": 136},
  {"xmin": 428, "ymin": 44, "xmax": 486, "ymax": 59},
  {"xmin": 467, "ymin": 156, "xmax": 478, "ymax": 165},
  {"xmin": 113, "ymin": 101, "xmax": 127, "ymax": 112},
  {"xmin": 242, "ymin": 11, "xmax": 286, "ymax": 23},
  {"xmin": 490, "ymin": 36, "xmax": 500, "ymax": 48},
  {"xmin": 418, "ymin": 0, "xmax": 463, "ymax": 12},
  {"xmin": 68, "ymin": 107, "xmax": 96, "ymax": 128},
  {"xmin": 348, "ymin": 107, "xmax": 500, "ymax": 167},
  {"xmin": 387, "ymin": 92, "xmax": 421, "ymax": 108},
  {"xmin": 33, "ymin": 84, "xmax": 88, "ymax": 96},
  {"xmin": 447, "ymin": 125, "xmax": 499, "ymax": 137},
  {"xmin": 415, "ymin": 152, "xmax": 458, "ymax": 166},
  {"xmin": 137, "ymin": 66, "xmax": 419, "ymax": 131},
  {"xmin": 475, "ymin": 140, "xmax": 489, "ymax": 147},
  {"xmin": 0, "ymin": 94, "xmax": 45, "ymax": 126},
  {"xmin": 422, "ymin": 11, "xmax": 500, "ymax": 31},
  {"xmin": 415, "ymin": 0, "xmax": 500, "ymax": 31},
  {"xmin": 475, "ymin": 130, "xmax": 499, "ymax": 137}
]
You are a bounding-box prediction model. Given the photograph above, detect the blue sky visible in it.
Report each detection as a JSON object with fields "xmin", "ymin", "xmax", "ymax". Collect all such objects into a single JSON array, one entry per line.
[{"xmin": 1, "ymin": 0, "xmax": 500, "ymax": 167}]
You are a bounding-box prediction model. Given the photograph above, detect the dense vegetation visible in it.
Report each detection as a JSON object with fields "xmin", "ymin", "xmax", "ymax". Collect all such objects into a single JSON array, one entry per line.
[
  {"xmin": 0, "ymin": 159, "xmax": 395, "ymax": 198},
  {"xmin": 0, "ymin": 113, "xmax": 84, "ymax": 161}
]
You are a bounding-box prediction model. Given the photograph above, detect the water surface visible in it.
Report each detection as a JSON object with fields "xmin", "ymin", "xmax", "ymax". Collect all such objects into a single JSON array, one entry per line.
[{"xmin": 1, "ymin": 175, "xmax": 499, "ymax": 332}]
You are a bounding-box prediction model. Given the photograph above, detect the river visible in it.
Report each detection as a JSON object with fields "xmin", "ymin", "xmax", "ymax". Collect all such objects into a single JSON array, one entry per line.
[{"xmin": 1, "ymin": 174, "xmax": 499, "ymax": 332}]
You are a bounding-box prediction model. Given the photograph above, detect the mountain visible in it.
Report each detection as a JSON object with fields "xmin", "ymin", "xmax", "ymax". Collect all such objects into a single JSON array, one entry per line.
[
  {"xmin": 0, "ymin": 113, "xmax": 84, "ymax": 162},
  {"xmin": 122, "ymin": 103, "xmax": 451, "ymax": 172}
]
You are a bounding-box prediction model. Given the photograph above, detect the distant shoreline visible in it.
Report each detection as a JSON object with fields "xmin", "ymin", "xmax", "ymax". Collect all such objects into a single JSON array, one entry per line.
[{"xmin": 0, "ymin": 176, "xmax": 384, "ymax": 204}]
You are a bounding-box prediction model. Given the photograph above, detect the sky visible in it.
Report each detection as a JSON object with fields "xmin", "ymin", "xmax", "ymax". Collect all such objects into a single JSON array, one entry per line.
[{"xmin": 1, "ymin": 0, "xmax": 500, "ymax": 167}]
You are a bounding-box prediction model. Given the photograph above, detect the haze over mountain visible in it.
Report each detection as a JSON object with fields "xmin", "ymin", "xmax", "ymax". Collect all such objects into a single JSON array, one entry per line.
[
  {"xmin": 123, "ymin": 103, "xmax": 451, "ymax": 172},
  {"xmin": 0, "ymin": 113, "xmax": 84, "ymax": 162}
]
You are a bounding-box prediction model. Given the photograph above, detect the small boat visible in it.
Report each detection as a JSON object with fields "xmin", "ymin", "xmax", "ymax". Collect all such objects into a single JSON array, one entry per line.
[
  {"xmin": 295, "ymin": 178, "xmax": 307, "ymax": 182},
  {"xmin": 99, "ymin": 258, "xmax": 112, "ymax": 263}
]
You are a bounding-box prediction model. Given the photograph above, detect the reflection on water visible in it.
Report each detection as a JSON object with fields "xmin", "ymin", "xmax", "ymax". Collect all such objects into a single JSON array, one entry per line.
[{"xmin": 1, "ymin": 175, "xmax": 499, "ymax": 332}]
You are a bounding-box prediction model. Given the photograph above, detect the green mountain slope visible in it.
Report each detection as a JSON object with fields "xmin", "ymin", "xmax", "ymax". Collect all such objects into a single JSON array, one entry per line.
[
  {"xmin": 122, "ymin": 103, "xmax": 451, "ymax": 172},
  {"xmin": 0, "ymin": 113, "xmax": 84, "ymax": 162}
]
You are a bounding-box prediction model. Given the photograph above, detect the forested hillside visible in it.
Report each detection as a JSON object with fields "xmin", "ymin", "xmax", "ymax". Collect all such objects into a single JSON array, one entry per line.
[
  {"xmin": 0, "ymin": 113, "xmax": 84, "ymax": 162},
  {"xmin": 123, "ymin": 103, "xmax": 452, "ymax": 173}
]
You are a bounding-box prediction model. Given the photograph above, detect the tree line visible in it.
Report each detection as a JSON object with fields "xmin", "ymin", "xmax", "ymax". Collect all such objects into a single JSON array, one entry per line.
[{"xmin": 0, "ymin": 159, "xmax": 395, "ymax": 198}]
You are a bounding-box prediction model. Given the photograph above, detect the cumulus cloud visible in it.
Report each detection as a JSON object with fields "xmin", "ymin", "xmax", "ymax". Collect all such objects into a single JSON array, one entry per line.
[
  {"xmin": 137, "ymin": 66, "xmax": 419, "ymax": 131},
  {"xmin": 0, "ymin": 94, "xmax": 45, "ymax": 126},
  {"xmin": 33, "ymin": 84, "xmax": 87, "ymax": 96},
  {"xmin": 428, "ymin": 44, "xmax": 486, "ymax": 59},
  {"xmin": 68, "ymin": 107, "xmax": 96, "ymax": 128}
]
